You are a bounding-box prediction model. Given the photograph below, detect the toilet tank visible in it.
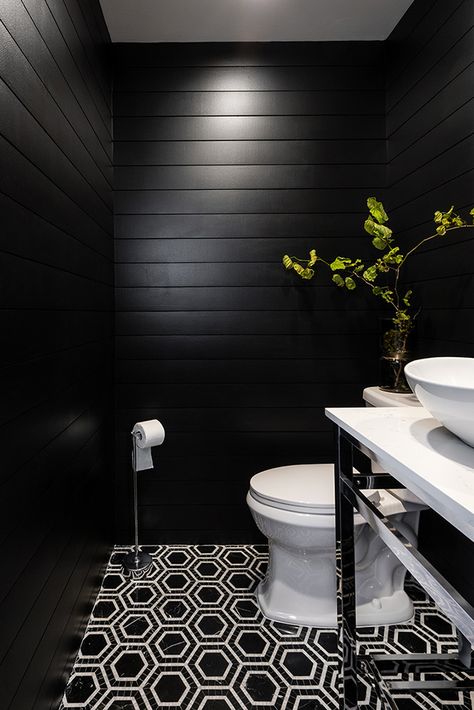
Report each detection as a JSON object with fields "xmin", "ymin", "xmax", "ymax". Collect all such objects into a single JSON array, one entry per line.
[
  {"xmin": 363, "ymin": 386, "xmax": 420, "ymax": 408},
  {"xmin": 362, "ymin": 387, "xmax": 423, "ymax": 504}
]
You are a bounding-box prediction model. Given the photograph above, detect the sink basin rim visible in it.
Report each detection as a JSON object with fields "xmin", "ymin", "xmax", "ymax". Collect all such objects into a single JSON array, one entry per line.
[
  {"xmin": 404, "ymin": 356, "xmax": 474, "ymax": 447},
  {"xmin": 404, "ymin": 357, "xmax": 474, "ymax": 392}
]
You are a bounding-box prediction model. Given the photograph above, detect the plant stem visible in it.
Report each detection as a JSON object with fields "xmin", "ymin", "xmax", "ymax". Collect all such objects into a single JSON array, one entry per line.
[{"xmin": 401, "ymin": 224, "xmax": 474, "ymax": 265}]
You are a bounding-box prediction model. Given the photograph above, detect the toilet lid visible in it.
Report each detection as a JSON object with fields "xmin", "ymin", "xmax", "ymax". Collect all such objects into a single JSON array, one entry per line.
[{"xmin": 249, "ymin": 464, "xmax": 336, "ymax": 514}]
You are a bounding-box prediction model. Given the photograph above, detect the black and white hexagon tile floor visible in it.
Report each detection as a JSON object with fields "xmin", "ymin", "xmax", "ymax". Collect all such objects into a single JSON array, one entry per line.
[{"xmin": 60, "ymin": 545, "xmax": 473, "ymax": 710}]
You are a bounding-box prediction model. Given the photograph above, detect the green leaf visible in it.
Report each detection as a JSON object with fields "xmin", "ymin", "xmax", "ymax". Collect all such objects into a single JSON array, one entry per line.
[
  {"xmin": 367, "ymin": 197, "xmax": 389, "ymax": 224},
  {"xmin": 332, "ymin": 273, "xmax": 345, "ymax": 287},
  {"xmin": 381, "ymin": 289, "xmax": 394, "ymax": 304},
  {"xmin": 307, "ymin": 249, "xmax": 317, "ymax": 267},
  {"xmin": 372, "ymin": 285, "xmax": 394, "ymax": 304},
  {"xmin": 372, "ymin": 236, "xmax": 387, "ymax": 250},
  {"xmin": 364, "ymin": 219, "xmax": 392, "ymax": 239},
  {"xmin": 396, "ymin": 310, "xmax": 410, "ymax": 322},
  {"xmin": 403, "ymin": 289, "xmax": 413, "ymax": 306},
  {"xmin": 364, "ymin": 219, "xmax": 393, "ymax": 248},
  {"xmin": 330, "ymin": 257, "xmax": 350, "ymax": 271},
  {"xmin": 283, "ymin": 255, "xmax": 314, "ymax": 279},
  {"xmin": 345, "ymin": 277, "xmax": 356, "ymax": 290},
  {"xmin": 363, "ymin": 265, "xmax": 378, "ymax": 282},
  {"xmin": 383, "ymin": 247, "xmax": 403, "ymax": 265}
]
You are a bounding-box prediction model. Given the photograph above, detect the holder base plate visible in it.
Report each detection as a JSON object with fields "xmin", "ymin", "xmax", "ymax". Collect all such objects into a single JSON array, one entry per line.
[{"xmin": 122, "ymin": 550, "xmax": 153, "ymax": 572}]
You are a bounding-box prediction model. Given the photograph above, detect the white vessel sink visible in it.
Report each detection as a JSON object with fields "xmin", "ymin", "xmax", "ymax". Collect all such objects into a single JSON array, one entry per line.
[{"xmin": 404, "ymin": 357, "xmax": 474, "ymax": 447}]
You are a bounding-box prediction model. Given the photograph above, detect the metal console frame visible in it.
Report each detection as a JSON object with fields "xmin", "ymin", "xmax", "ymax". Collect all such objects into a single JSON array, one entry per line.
[{"xmin": 335, "ymin": 426, "xmax": 474, "ymax": 710}]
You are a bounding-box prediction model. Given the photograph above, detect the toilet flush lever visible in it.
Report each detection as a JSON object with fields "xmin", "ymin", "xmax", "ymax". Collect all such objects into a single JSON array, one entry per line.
[{"xmin": 364, "ymin": 490, "xmax": 382, "ymax": 507}]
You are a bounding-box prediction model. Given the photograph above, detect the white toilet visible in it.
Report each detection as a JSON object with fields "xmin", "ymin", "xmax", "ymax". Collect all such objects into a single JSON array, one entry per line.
[{"xmin": 246, "ymin": 387, "xmax": 425, "ymax": 628}]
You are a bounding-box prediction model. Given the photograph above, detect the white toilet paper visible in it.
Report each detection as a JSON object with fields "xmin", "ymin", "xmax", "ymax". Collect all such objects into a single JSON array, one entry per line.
[{"xmin": 131, "ymin": 419, "xmax": 165, "ymax": 471}]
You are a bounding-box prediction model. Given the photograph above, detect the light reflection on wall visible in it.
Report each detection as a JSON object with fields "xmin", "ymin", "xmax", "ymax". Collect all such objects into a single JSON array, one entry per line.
[{"xmin": 211, "ymin": 92, "xmax": 259, "ymax": 115}]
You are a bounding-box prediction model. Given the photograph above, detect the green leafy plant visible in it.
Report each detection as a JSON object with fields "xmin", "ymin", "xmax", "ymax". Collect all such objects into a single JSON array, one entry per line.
[{"xmin": 283, "ymin": 198, "xmax": 474, "ymax": 354}]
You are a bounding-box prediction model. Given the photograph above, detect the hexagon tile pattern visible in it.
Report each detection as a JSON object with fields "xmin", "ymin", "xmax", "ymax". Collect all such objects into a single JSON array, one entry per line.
[{"xmin": 59, "ymin": 545, "xmax": 473, "ymax": 710}]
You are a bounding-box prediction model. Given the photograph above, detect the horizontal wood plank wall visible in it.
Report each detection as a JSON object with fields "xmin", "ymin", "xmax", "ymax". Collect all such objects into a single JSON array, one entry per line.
[
  {"xmin": 0, "ymin": 1, "xmax": 113, "ymax": 708},
  {"xmin": 386, "ymin": 0, "xmax": 474, "ymax": 602},
  {"xmin": 114, "ymin": 42, "xmax": 385, "ymax": 543}
]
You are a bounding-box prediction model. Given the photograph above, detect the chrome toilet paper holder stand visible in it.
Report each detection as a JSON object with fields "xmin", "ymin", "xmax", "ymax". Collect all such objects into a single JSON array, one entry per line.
[{"xmin": 122, "ymin": 430, "xmax": 153, "ymax": 573}]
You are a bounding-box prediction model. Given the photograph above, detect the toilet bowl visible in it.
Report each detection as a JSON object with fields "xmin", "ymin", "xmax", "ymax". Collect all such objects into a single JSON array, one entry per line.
[
  {"xmin": 247, "ymin": 464, "xmax": 423, "ymax": 627},
  {"xmin": 247, "ymin": 387, "xmax": 426, "ymax": 628}
]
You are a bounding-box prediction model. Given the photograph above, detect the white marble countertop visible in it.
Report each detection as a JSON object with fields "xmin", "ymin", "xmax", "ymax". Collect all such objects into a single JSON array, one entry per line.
[{"xmin": 325, "ymin": 406, "xmax": 474, "ymax": 542}]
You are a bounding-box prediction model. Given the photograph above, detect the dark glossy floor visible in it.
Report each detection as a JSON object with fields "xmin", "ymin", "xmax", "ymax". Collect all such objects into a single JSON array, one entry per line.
[{"xmin": 60, "ymin": 545, "xmax": 473, "ymax": 709}]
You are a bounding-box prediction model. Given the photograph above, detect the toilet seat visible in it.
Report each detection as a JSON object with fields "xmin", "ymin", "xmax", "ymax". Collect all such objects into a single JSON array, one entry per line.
[
  {"xmin": 249, "ymin": 463, "xmax": 416, "ymax": 517},
  {"xmin": 250, "ymin": 464, "xmax": 336, "ymax": 514}
]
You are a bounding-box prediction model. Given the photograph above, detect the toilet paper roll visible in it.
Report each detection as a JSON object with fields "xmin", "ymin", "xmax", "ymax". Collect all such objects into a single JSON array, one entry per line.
[{"xmin": 131, "ymin": 419, "xmax": 165, "ymax": 471}]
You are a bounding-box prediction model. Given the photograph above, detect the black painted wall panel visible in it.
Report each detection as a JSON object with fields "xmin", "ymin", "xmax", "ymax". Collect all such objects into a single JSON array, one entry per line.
[
  {"xmin": 386, "ymin": 0, "xmax": 474, "ymax": 598},
  {"xmin": 114, "ymin": 65, "xmax": 382, "ymax": 92},
  {"xmin": 386, "ymin": 0, "xmax": 474, "ymax": 354},
  {"xmin": 0, "ymin": 3, "xmax": 111, "ymax": 185},
  {"xmin": 115, "ymin": 140, "xmax": 385, "ymax": 167},
  {"xmin": 114, "ymin": 41, "xmax": 384, "ymax": 67},
  {"xmin": 0, "ymin": 1, "xmax": 113, "ymax": 708},
  {"xmin": 114, "ymin": 41, "xmax": 385, "ymax": 543},
  {"xmin": 115, "ymin": 358, "xmax": 378, "ymax": 385},
  {"xmin": 114, "ymin": 115, "xmax": 383, "ymax": 141},
  {"xmin": 115, "ymin": 237, "xmax": 366, "ymax": 263},
  {"xmin": 114, "ymin": 213, "xmax": 379, "ymax": 239},
  {"xmin": 115, "ymin": 309, "xmax": 378, "ymax": 334},
  {"xmin": 114, "ymin": 164, "xmax": 385, "ymax": 190},
  {"xmin": 115, "ymin": 189, "xmax": 380, "ymax": 215},
  {"xmin": 114, "ymin": 90, "xmax": 384, "ymax": 117}
]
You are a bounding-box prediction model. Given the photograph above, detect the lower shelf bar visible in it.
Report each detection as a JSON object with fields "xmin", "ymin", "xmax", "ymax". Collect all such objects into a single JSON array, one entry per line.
[{"xmin": 388, "ymin": 679, "xmax": 474, "ymax": 691}]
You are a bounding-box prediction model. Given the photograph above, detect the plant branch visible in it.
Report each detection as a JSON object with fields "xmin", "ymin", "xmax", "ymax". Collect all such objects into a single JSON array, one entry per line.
[
  {"xmin": 402, "ymin": 224, "xmax": 474, "ymax": 264},
  {"xmin": 282, "ymin": 200, "xmax": 474, "ymax": 339}
]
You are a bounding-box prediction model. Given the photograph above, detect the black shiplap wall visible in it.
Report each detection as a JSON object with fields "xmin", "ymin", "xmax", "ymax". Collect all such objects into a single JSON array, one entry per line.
[
  {"xmin": 114, "ymin": 42, "xmax": 385, "ymax": 542},
  {"xmin": 387, "ymin": 0, "xmax": 474, "ymax": 354},
  {"xmin": 386, "ymin": 0, "xmax": 474, "ymax": 599},
  {"xmin": 0, "ymin": 2, "xmax": 113, "ymax": 708}
]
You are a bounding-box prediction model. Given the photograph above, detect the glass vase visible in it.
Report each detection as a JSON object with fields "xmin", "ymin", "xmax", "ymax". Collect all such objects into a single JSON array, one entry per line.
[{"xmin": 379, "ymin": 325, "xmax": 411, "ymax": 393}]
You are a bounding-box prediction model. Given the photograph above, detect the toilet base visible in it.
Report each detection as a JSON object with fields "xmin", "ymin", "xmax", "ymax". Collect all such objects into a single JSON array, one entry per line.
[
  {"xmin": 256, "ymin": 581, "xmax": 414, "ymax": 628},
  {"xmin": 247, "ymin": 466, "xmax": 423, "ymax": 630}
]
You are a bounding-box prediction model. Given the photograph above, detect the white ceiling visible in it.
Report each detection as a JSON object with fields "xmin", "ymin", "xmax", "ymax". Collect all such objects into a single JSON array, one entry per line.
[{"xmin": 100, "ymin": 0, "xmax": 415, "ymax": 43}]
